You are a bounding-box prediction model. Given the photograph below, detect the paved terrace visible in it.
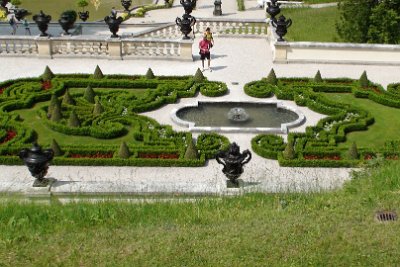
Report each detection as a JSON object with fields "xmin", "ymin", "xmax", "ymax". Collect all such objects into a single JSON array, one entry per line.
[{"xmin": 0, "ymin": 1, "xmax": 399, "ymax": 196}]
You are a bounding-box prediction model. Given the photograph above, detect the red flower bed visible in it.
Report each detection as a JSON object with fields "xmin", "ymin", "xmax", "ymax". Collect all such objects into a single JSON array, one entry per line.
[
  {"xmin": 304, "ymin": 154, "xmax": 341, "ymax": 160},
  {"xmin": 364, "ymin": 154, "xmax": 374, "ymax": 160},
  {"xmin": 69, "ymin": 152, "xmax": 113, "ymax": 158},
  {"xmin": 0, "ymin": 130, "xmax": 17, "ymax": 144},
  {"xmin": 138, "ymin": 152, "xmax": 179, "ymax": 159},
  {"xmin": 385, "ymin": 155, "xmax": 399, "ymax": 160},
  {"xmin": 0, "ymin": 88, "xmax": 5, "ymax": 95},
  {"xmin": 42, "ymin": 81, "xmax": 52, "ymax": 90}
]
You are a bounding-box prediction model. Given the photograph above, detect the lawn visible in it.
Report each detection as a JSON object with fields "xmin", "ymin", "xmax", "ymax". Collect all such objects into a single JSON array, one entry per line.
[
  {"xmin": 322, "ymin": 93, "xmax": 400, "ymax": 149},
  {"xmin": 280, "ymin": 6, "xmax": 341, "ymax": 42},
  {"xmin": 19, "ymin": 0, "xmax": 152, "ymax": 22},
  {"xmin": 1, "ymin": 161, "xmax": 400, "ymax": 265}
]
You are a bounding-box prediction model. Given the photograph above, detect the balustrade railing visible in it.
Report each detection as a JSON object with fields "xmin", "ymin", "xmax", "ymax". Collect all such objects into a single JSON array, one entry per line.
[{"xmin": 0, "ymin": 37, "xmax": 38, "ymax": 56}]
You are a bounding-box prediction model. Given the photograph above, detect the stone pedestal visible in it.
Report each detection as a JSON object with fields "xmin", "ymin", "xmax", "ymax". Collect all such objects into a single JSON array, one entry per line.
[
  {"xmin": 180, "ymin": 39, "xmax": 194, "ymax": 61},
  {"xmin": 107, "ymin": 38, "xmax": 122, "ymax": 60},
  {"xmin": 273, "ymin": 42, "xmax": 289, "ymax": 63},
  {"xmin": 35, "ymin": 37, "xmax": 52, "ymax": 58}
]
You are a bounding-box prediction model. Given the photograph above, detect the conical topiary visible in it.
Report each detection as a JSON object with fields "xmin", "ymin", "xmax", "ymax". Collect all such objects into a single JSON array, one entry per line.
[
  {"xmin": 50, "ymin": 102, "xmax": 62, "ymax": 122},
  {"xmin": 93, "ymin": 65, "xmax": 104, "ymax": 79},
  {"xmin": 347, "ymin": 142, "xmax": 359, "ymax": 160},
  {"xmin": 48, "ymin": 94, "xmax": 60, "ymax": 117},
  {"xmin": 193, "ymin": 68, "xmax": 205, "ymax": 82},
  {"xmin": 84, "ymin": 85, "xmax": 95, "ymax": 103},
  {"xmin": 266, "ymin": 68, "xmax": 277, "ymax": 85},
  {"xmin": 93, "ymin": 98, "xmax": 104, "ymax": 116},
  {"xmin": 62, "ymin": 89, "xmax": 75, "ymax": 105},
  {"xmin": 145, "ymin": 68, "xmax": 155, "ymax": 79},
  {"xmin": 51, "ymin": 139, "xmax": 63, "ymax": 156},
  {"xmin": 314, "ymin": 70, "xmax": 323, "ymax": 83},
  {"xmin": 118, "ymin": 141, "xmax": 130, "ymax": 159},
  {"xmin": 282, "ymin": 141, "xmax": 295, "ymax": 160},
  {"xmin": 359, "ymin": 71, "xmax": 369, "ymax": 88},
  {"xmin": 68, "ymin": 110, "xmax": 80, "ymax": 127},
  {"xmin": 184, "ymin": 139, "xmax": 199, "ymax": 160},
  {"xmin": 41, "ymin": 65, "xmax": 54, "ymax": 81}
]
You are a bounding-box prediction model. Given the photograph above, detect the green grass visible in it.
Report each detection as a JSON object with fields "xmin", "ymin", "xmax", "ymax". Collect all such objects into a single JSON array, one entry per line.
[
  {"xmin": 303, "ymin": 0, "xmax": 338, "ymax": 4},
  {"xmin": 322, "ymin": 93, "xmax": 400, "ymax": 149},
  {"xmin": 1, "ymin": 161, "xmax": 400, "ymax": 265},
  {"xmin": 19, "ymin": 0, "xmax": 152, "ymax": 22},
  {"xmin": 281, "ymin": 6, "xmax": 341, "ymax": 42}
]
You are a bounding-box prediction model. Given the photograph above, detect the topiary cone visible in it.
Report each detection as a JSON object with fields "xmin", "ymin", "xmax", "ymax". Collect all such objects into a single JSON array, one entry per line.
[
  {"xmin": 51, "ymin": 139, "xmax": 63, "ymax": 156},
  {"xmin": 193, "ymin": 68, "xmax": 205, "ymax": 82},
  {"xmin": 347, "ymin": 141, "xmax": 359, "ymax": 160},
  {"xmin": 62, "ymin": 89, "xmax": 75, "ymax": 105},
  {"xmin": 93, "ymin": 98, "xmax": 104, "ymax": 115},
  {"xmin": 184, "ymin": 139, "xmax": 199, "ymax": 160},
  {"xmin": 93, "ymin": 65, "xmax": 104, "ymax": 79},
  {"xmin": 48, "ymin": 94, "xmax": 60, "ymax": 117},
  {"xmin": 84, "ymin": 85, "xmax": 95, "ymax": 103},
  {"xmin": 359, "ymin": 71, "xmax": 369, "ymax": 88},
  {"xmin": 314, "ymin": 70, "xmax": 323, "ymax": 83},
  {"xmin": 145, "ymin": 68, "xmax": 155, "ymax": 79},
  {"xmin": 50, "ymin": 102, "xmax": 62, "ymax": 122},
  {"xmin": 41, "ymin": 65, "xmax": 54, "ymax": 81},
  {"xmin": 68, "ymin": 110, "xmax": 80, "ymax": 127},
  {"xmin": 267, "ymin": 68, "xmax": 277, "ymax": 85},
  {"xmin": 282, "ymin": 141, "xmax": 295, "ymax": 160},
  {"xmin": 118, "ymin": 141, "xmax": 130, "ymax": 158}
]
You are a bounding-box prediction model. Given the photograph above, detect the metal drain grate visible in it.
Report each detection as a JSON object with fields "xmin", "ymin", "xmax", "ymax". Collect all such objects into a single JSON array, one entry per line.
[{"xmin": 376, "ymin": 211, "xmax": 398, "ymax": 222}]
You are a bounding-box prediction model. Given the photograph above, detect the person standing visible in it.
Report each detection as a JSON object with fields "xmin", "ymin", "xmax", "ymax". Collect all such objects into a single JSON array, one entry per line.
[
  {"xmin": 9, "ymin": 15, "xmax": 18, "ymax": 35},
  {"xmin": 199, "ymin": 36, "xmax": 212, "ymax": 72},
  {"xmin": 23, "ymin": 19, "xmax": 31, "ymax": 35},
  {"xmin": 203, "ymin": 27, "xmax": 214, "ymax": 48}
]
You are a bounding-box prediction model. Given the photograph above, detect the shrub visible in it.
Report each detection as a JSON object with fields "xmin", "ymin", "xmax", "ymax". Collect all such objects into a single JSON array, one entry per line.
[
  {"xmin": 283, "ymin": 141, "xmax": 295, "ymax": 160},
  {"xmin": 61, "ymin": 10, "xmax": 77, "ymax": 22},
  {"xmin": 68, "ymin": 110, "xmax": 80, "ymax": 127},
  {"xmin": 146, "ymin": 68, "xmax": 155, "ymax": 79},
  {"xmin": 347, "ymin": 141, "xmax": 359, "ymax": 159},
  {"xmin": 93, "ymin": 98, "xmax": 104, "ymax": 116},
  {"xmin": 359, "ymin": 71, "xmax": 369, "ymax": 88},
  {"xmin": 50, "ymin": 102, "xmax": 62, "ymax": 122},
  {"xmin": 93, "ymin": 65, "xmax": 104, "ymax": 79},
  {"xmin": 184, "ymin": 139, "xmax": 199, "ymax": 160},
  {"xmin": 118, "ymin": 141, "xmax": 130, "ymax": 158},
  {"xmin": 76, "ymin": 0, "xmax": 89, "ymax": 8},
  {"xmin": 48, "ymin": 94, "xmax": 60, "ymax": 116},
  {"xmin": 84, "ymin": 85, "xmax": 95, "ymax": 103},
  {"xmin": 193, "ymin": 68, "xmax": 205, "ymax": 82},
  {"xmin": 62, "ymin": 89, "xmax": 75, "ymax": 105},
  {"xmin": 266, "ymin": 69, "xmax": 277, "ymax": 85},
  {"xmin": 314, "ymin": 70, "xmax": 323, "ymax": 83},
  {"xmin": 41, "ymin": 66, "xmax": 54, "ymax": 81},
  {"xmin": 51, "ymin": 139, "xmax": 63, "ymax": 156}
]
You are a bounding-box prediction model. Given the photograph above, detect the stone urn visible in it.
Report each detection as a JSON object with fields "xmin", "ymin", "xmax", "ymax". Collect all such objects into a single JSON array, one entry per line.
[
  {"xmin": 213, "ymin": 0, "xmax": 222, "ymax": 16},
  {"xmin": 175, "ymin": 13, "xmax": 196, "ymax": 39},
  {"xmin": 216, "ymin": 142, "xmax": 252, "ymax": 187},
  {"xmin": 59, "ymin": 10, "xmax": 77, "ymax": 35},
  {"xmin": 104, "ymin": 14, "xmax": 123, "ymax": 38},
  {"xmin": 33, "ymin": 10, "xmax": 52, "ymax": 37},
  {"xmin": 266, "ymin": 0, "xmax": 280, "ymax": 21},
  {"xmin": 121, "ymin": 0, "xmax": 132, "ymax": 11},
  {"xmin": 180, "ymin": 0, "xmax": 196, "ymax": 15},
  {"xmin": 19, "ymin": 143, "xmax": 54, "ymax": 187},
  {"xmin": 78, "ymin": 10, "xmax": 89, "ymax": 22},
  {"xmin": 14, "ymin": 8, "xmax": 28, "ymax": 21},
  {"xmin": 271, "ymin": 15, "xmax": 292, "ymax": 41}
]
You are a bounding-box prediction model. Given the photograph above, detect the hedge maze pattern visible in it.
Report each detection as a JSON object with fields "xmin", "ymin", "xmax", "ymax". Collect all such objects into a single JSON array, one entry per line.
[
  {"xmin": 0, "ymin": 67, "xmax": 229, "ymax": 166},
  {"xmin": 248, "ymin": 70, "xmax": 400, "ymax": 167}
]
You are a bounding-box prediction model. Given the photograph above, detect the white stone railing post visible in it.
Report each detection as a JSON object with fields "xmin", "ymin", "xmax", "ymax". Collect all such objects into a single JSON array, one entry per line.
[
  {"xmin": 180, "ymin": 39, "xmax": 194, "ymax": 61},
  {"xmin": 106, "ymin": 38, "xmax": 122, "ymax": 59},
  {"xmin": 35, "ymin": 37, "xmax": 52, "ymax": 58}
]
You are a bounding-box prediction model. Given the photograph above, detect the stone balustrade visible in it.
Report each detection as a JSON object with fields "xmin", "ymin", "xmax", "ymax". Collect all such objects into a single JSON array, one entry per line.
[
  {"xmin": 134, "ymin": 18, "xmax": 269, "ymax": 39},
  {"xmin": 0, "ymin": 36, "xmax": 38, "ymax": 56}
]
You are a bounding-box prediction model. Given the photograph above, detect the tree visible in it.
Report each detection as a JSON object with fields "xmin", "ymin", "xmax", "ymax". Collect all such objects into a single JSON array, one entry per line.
[
  {"xmin": 314, "ymin": 70, "xmax": 323, "ymax": 83},
  {"xmin": 347, "ymin": 142, "xmax": 359, "ymax": 160},
  {"xmin": 48, "ymin": 94, "xmax": 60, "ymax": 117},
  {"xmin": 359, "ymin": 71, "xmax": 369, "ymax": 88},
  {"xmin": 337, "ymin": 0, "xmax": 400, "ymax": 44},
  {"xmin": 51, "ymin": 139, "xmax": 63, "ymax": 156},
  {"xmin": 50, "ymin": 102, "xmax": 62, "ymax": 122},
  {"xmin": 68, "ymin": 110, "xmax": 80, "ymax": 127},
  {"xmin": 93, "ymin": 65, "xmax": 104, "ymax": 79},
  {"xmin": 193, "ymin": 68, "xmax": 205, "ymax": 82},
  {"xmin": 41, "ymin": 65, "xmax": 54, "ymax": 81},
  {"xmin": 184, "ymin": 139, "xmax": 199, "ymax": 160},
  {"xmin": 93, "ymin": 98, "xmax": 104, "ymax": 115},
  {"xmin": 282, "ymin": 141, "xmax": 295, "ymax": 160},
  {"xmin": 62, "ymin": 89, "xmax": 75, "ymax": 105}
]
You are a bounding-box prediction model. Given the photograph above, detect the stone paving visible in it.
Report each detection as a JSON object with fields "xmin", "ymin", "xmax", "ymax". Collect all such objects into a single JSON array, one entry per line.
[{"xmin": 1, "ymin": 1, "xmax": 398, "ymax": 196}]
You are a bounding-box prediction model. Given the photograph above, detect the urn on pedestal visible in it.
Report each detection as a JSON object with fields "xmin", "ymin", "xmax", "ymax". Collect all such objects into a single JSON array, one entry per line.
[
  {"xmin": 104, "ymin": 13, "xmax": 123, "ymax": 38},
  {"xmin": 33, "ymin": 10, "xmax": 51, "ymax": 36},
  {"xmin": 271, "ymin": 15, "xmax": 292, "ymax": 41}
]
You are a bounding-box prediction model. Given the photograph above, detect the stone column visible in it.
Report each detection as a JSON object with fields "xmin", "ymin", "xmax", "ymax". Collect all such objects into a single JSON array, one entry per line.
[
  {"xmin": 35, "ymin": 37, "xmax": 52, "ymax": 59},
  {"xmin": 106, "ymin": 38, "xmax": 122, "ymax": 60},
  {"xmin": 180, "ymin": 39, "xmax": 194, "ymax": 61}
]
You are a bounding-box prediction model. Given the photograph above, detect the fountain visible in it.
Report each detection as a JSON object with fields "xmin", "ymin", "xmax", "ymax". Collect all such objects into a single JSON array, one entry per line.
[
  {"xmin": 227, "ymin": 107, "xmax": 249, "ymax": 122},
  {"xmin": 171, "ymin": 101, "xmax": 305, "ymax": 133}
]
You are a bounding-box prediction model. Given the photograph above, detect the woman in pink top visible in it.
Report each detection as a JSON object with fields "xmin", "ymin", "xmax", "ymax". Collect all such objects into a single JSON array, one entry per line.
[{"xmin": 199, "ymin": 36, "xmax": 212, "ymax": 72}]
